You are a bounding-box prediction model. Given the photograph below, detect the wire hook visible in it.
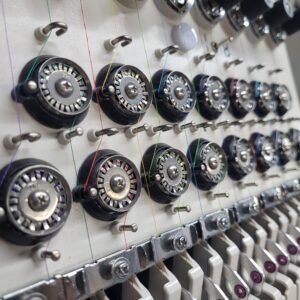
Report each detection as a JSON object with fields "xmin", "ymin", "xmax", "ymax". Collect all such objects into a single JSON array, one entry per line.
[{"xmin": 34, "ymin": 21, "xmax": 68, "ymax": 42}]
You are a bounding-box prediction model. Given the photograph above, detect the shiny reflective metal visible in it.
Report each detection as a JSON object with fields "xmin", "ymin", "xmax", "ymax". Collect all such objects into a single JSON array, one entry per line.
[
  {"xmin": 194, "ymin": 51, "xmax": 215, "ymax": 64},
  {"xmin": 35, "ymin": 22, "xmax": 68, "ymax": 41},
  {"xmin": 224, "ymin": 58, "xmax": 244, "ymax": 69},
  {"xmin": 3, "ymin": 132, "xmax": 41, "ymax": 150},
  {"xmin": 104, "ymin": 35, "xmax": 133, "ymax": 51},
  {"xmin": 211, "ymin": 36, "xmax": 234, "ymax": 52},
  {"xmin": 87, "ymin": 128, "xmax": 119, "ymax": 141},
  {"xmin": 57, "ymin": 127, "xmax": 84, "ymax": 145},
  {"xmin": 155, "ymin": 44, "xmax": 179, "ymax": 58}
]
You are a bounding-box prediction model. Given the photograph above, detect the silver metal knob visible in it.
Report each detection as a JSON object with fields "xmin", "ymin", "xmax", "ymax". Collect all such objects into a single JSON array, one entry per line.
[{"xmin": 3, "ymin": 132, "xmax": 41, "ymax": 150}]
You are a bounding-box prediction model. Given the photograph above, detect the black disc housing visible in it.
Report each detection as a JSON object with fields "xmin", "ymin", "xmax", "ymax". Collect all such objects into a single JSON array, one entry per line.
[
  {"xmin": 0, "ymin": 159, "xmax": 72, "ymax": 245},
  {"xmin": 152, "ymin": 69, "xmax": 195, "ymax": 123},
  {"xmin": 187, "ymin": 139, "xmax": 227, "ymax": 190},
  {"xmin": 94, "ymin": 64, "xmax": 152, "ymax": 125},
  {"xmin": 74, "ymin": 150, "xmax": 141, "ymax": 221},
  {"xmin": 13, "ymin": 55, "xmax": 92, "ymax": 129},
  {"xmin": 194, "ymin": 74, "xmax": 229, "ymax": 120},
  {"xmin": 141, "ymin": 143, "xmax": 191, "ymax": 204}
]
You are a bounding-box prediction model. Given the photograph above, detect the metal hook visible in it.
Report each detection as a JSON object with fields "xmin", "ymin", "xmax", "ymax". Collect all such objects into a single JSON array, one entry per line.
[
  {"xmin": 34, "ymin": 21, "xmax": 68, "ymax": 42},
  {"xmin": 155, "ymin": 45, "xmax": 179, "ymax": 59},
  {"xmin": 3, "ymin": 132, "xmax": 41, "ymax": 150},
  {"xmin": 104, "ymin": 35, "xmax": 133, "ymax": 51}
]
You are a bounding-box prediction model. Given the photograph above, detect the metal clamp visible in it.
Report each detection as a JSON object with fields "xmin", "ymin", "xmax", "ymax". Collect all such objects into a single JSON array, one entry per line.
[
  {"xmin": 35, "ymin": 22, "xmax": 68, "ymax": 42},
  {"xmin": 104, "ymin": 35, "xmax": 133, "ymax": 51},
  {"xmin": 155, "ymin": 44, "xmax": 179, "ymax": 58},
  {"xmin": 3, "ymin": 132, "xmax": 41, "ymax": 150}
]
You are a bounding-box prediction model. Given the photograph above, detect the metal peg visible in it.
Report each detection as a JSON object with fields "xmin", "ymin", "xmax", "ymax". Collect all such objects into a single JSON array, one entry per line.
[
  {"xmin": 104, "ymin": 35, "xmax": 133, "ymax": 51},
  {"xmin": 34, "ymin": 21, "xmax": 68, "ymax": 42},
  {"xmin": 249, "ymin": 64, "xmax": 265, "ymax": 73},
  {"xmin": 57, "ymin": 127, "xmax": 83, "ymax": 145},
  {"xmin": 224, "ymin": 58, "xmax": 243, "ymax": 69},
  {"xmin": 211, "ymin": 36, "xmax": 234, "ymax": 52},
  {"xmin": 263, "ymin": 173, "xmax": 280, "ymax": 179},
  {"xmin": 35, "ymin": 247, "xmax": 61, "ymax": 262},
  {"xmin": 155, "ymin": 44, "xmax": 179, "ymax": 58},
  {"xmin": 238, "ymin": 181, "xmax": 258, "ymax": 189},
  {"xmin": 194, "ymin": 52, "xmax": 215, "ymax": 64},
  {"xmin": 208, "ymin": 192, "xmax": 229, "ymax": 200},
  {"xmin": 112, "ymin": 222, "xmax": 138, "ymax": 234},
  {"xmin": 227, "ymin": 120, "xmax": 244, "ymax": 128},
  {"xmin": 125, "ymin": 124, "xmax": 149, "ymax": 138},
  {"xmin": 282, "ymin": 167, "xmax": 298, "ymax": 173},
  {"xmin": 174, "ymin": 121, "xmax": 196, "ymax": 133},
  {"xmin": 269, "ymin": 68, "xmax": 283, "ymax": 75},
  {"xmin": 191, "ymin": 121, "xmax": 214, "ymax": 132},
  {"xmin": 87, "ymin": 128, "xmax": 119, "ymax": 142},
  {"xmin": 166, "ymin": 205, "xmax": 191, "ymax": 215},
  {"xmin": 216, "ymin": 216, "xmax": 230, "ymax": 230},
  {"xmin": 146, "ymin": 124, "xmax": 173, "ymax": 136},
  {"xmin": 3, "ymin": 132, "xmax": 41, "ymax": 150},
  {"xmin": 216, "ymin": 120, "xmax": 230, "ymax": 128}
]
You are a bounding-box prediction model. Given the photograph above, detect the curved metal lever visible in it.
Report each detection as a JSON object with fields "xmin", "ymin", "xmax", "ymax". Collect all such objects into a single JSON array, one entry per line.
[
  {"xmin": 35, "ymin": 21, "xmax": 68, "ymax": 42},
  {"xmin": 104, "ymin": 35, "xmax": 133, "ymax": 51},
  {"xmin": 3, "ymin": 132, "xmax": 41, "ymax": 150},
  {"xmin": 155, "ymin": 44, "xmax": 179, "ymax": 59}
]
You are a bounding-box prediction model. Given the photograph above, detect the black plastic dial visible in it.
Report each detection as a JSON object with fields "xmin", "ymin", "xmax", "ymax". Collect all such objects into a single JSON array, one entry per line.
[
  {"xmin": 194, "ymin": 74, "xmax": 229, "ymax": 120},
  {"xmin": 272, "ymin": 84, "xmax": 292, "ymax": 116},
  {"xmin": 226, "ymin": 78, "xmax": 255, "ymax": 119},
  {"xmin": 223, "ymin": 135, "xmax": 256, "ymax": 180},
  {"xmin": 0, "ymin": 159, "xmax": 72, "ymax": 245},
  {"xmin": 250, "ymin": 133, "xmax": 277, "ymax": 172},
  {"xmin": 240, "ymin": 0, "xmax": 275, "ymax": 22},
  {"xmin": 215, "ymin": 0, "xmax": 240, "ymax": 10},
  {"xmin": 13, "ymin": 55, "xmax": 92, "ymax": 129},
  {"xmin": 74, "ymin": 150, "xmax": 141, "ymax": 221},
  {"xmin": 187, "ymin": 139, "xmax": 227, "ymax": 190},
  {"xmin": 153, "ymin": 69, "xmax": 195, "ymax": 123},
  {"xmin": 264, "ymin": 0, "xmax": 295, "ymax": 29},
  {"xmin": 282, "ymin": 11, "xmax": 300, "ymax": 36},
  {"xmin": 252, "ymin": 81, "xmax": 276, "ymax": 117},
  {"xmin": 141, "ymin": 144, "xmax": 191, "ymax": 204},
  {"xmin": 94, "ymin": 64, "xmax": 152, "ymax": 125}
]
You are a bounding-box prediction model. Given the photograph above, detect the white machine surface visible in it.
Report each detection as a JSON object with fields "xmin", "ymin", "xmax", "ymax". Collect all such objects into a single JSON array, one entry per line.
[{"xmin": 1, "ymin": 0, "xmax": 300, "ymax": 299}]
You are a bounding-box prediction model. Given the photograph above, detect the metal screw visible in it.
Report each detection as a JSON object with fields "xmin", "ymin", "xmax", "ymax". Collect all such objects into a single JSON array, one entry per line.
[
  {"xmin": 249, "ymin": 64, "xmax": 265, "ymax": 72},
  {"xmin": 211, "ymin": 36, "xmax": 234, "ymax": 52},
  {"xmin": 172, "ymin": 235, "xmax": 187, "ymax": 251},
  {"xmin": 41, "ymin": 250, "xmax": 61, "ymax": 261},
  {"xmin": 216, "ymin": 216, "xmax": 229, "ymax": 230},
  {"xmin": 224, "ymin": 58, "xmax": 243, "ymax": 69},
  {"xmin": 66, "ymin": 128, "xmax": 84, "ymax": 140},
  {"xmin": 87, "ymin": 187, "xmax": 98, "ymax": 198},
  {"xmin": 118, "ymin": 223, "xmax": 138, "ymax": 232},
  {"xmin": 249, "ymin": 200, "xmax": 260, "ymax": 214},
  {"xmin": 112, "ymin": 258, "xmax": 130, "ymax": 279},
  {"xmin": 194, "ymin": 52, "xmax": 215, "ymax": 64}
]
